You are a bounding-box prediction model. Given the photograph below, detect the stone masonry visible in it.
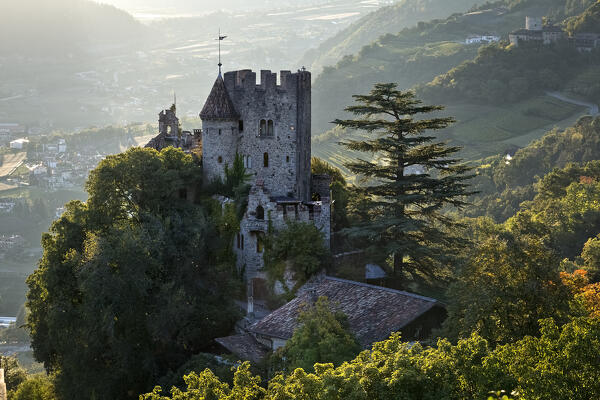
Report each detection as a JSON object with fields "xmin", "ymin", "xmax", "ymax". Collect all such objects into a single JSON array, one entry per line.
[{"xmin": 200, "ymin": 69, "xmax": 331, "ymax": 282}]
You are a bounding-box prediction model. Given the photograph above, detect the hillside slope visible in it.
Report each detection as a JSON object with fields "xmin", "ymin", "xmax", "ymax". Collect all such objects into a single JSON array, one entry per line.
[{"xmin": 301, "ymin": 0, "xmax": 481, "ymax": 73}]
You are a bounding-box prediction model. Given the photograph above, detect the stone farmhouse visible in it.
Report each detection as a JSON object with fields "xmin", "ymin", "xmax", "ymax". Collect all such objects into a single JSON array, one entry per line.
[
  {"xmin": 509, "ymin": 16, "xmax": 600, "ymax": 51},
  {"xmin": 215, "ymin": 276, "xmax": 447, "ymax": 363}
]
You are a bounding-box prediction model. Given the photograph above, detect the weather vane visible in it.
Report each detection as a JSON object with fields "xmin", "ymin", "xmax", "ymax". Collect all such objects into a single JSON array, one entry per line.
[{"xmin": 216, "ymin": 28, "xmax": 227, "ymax": 75}]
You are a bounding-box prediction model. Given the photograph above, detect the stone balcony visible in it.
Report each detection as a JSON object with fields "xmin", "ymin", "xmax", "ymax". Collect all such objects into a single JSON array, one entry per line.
[{"xmin": 244, "ymin": 219, "xmax": 268, "ymax": 233}]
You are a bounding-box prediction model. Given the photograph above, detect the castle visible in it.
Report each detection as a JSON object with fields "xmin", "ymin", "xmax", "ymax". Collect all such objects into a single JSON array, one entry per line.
[
  {"xmin": 509, "ymin": 16, "xmax": 600, "ymax": 51},
  {"xmin": 147, "ymin": 69, "xmax": 331, "ymax": 287}
]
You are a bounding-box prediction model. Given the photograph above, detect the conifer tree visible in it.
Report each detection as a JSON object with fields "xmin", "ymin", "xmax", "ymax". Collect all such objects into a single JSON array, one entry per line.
[{"xmin": 334, "ymin": 83, "xmax": 473, "ymax": 282}]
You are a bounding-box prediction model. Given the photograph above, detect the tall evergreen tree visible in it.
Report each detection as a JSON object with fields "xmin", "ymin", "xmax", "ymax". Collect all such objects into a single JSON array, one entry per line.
[{"xmin": 334, "ymin": 83, "xmax": 473, "ymax": 282}]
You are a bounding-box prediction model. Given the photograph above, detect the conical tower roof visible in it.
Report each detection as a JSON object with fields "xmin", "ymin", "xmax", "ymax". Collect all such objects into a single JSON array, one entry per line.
[{"xmin": 200, "ymin": 75, "xmax": 239, "ymax": 120}]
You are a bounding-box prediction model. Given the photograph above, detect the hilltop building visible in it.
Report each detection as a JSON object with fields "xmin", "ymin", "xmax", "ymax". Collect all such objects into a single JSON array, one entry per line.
[
  {"xmin": 146, "ymin": 105, "xmax": 197, "ymax": 152},
  {"xmin": 509, "ymin": 16, "xmax": 565, "ymax": 46},
  {"xmin": 216, "ymin": 276, "xmax": 447, "ymax": 362},
  {"xmin": 509, "ymin": 16, "xmax": 600, "ymax": 51},
  {"xmin": 147, "ymin": 68, "xmax": 331, "ymax": 287},
  {"xmin": 465, "ymin": 33, "xmax": 500, "ymax": 44}
]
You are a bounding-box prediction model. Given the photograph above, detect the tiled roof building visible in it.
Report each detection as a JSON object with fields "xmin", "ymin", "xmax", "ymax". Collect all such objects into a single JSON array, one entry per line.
[{"xmin": 216, "ymin": 276, "xmax": 446, "ymax": 361}]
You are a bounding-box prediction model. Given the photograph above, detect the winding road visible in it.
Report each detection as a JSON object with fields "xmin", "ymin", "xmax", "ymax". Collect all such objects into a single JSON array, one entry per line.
[{"xmin": 546, "ymin": 91, "xmax": 599, "ymax": 116}]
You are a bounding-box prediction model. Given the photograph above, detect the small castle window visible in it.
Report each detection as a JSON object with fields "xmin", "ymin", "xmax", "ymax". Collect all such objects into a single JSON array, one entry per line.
[
  {"xmin": 286, "ymin": 155, "xmax": 290, "ymax": 163},
  {"xmin": 256, "ymin": 233, "xmax": 264, "ymax": 253},
  {"xmin": 267, "ymin": 120, "xmax": 274, "ymax": 136},
  {"xmin": 239, "ymin": 120, "xmax": 244, "ymax": 131},
  {"xmin": 218, "ymin": 156, "xmax": 223, "ymax": 163},
  {"xmin": 259, "ymin": 119, "xmax": 267, "ymax": 137},
  {"xmin": 241, "ymin": 234, "xmax": 244, "ymax": 250},
  {"xmin": 236, "ymin": 233, "xmax": 241, "ymax": 249},
  {"xmin": 256, "ymin": 205, "xmax": 264, "ymax": 220},
  {"xmin": 263, "ymin": 152, "xmax": 269, "ymax": 168},
  {"xmin": 218, "ymin": 129, "xmax": 222, "ymax": 136}
]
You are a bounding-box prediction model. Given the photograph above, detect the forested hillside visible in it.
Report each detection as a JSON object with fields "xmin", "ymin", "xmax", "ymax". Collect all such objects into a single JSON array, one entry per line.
[
  {"xmin": 0, "ymin": 0, "xmax": 149, "ymax": 56},
  {"xmin": 312, "ymin": 0, "xmax": 597, "ymax": 134},
  {"xmin": 301, "ymin": 0, "xmax": 480, "ymax": 73}
]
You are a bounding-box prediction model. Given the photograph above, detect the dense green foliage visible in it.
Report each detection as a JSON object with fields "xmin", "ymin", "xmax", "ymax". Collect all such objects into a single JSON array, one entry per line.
[
  {"xmin": 0, "ymin": 356, "xmax": 27, "ymax": 394},
  {"xmin": 566, "ymin": 0, "xmax": 600, "ymax": 33},
  {"xmin": 334, "ymin": 84, "xmax": 472, "ymax": 281},
  {"xmin": 469, "ymin": 117, "xmax": 600, "ymax": 222},
  {"xmin": 10, "ymin": 375, "xmax": 58, "ymax": 400},
  {"xmin": 142, "ymin": 315, "xmax": 600, "ymax": 399},
  {"xmin": 25, "ymin": 147, "xmax": 242, "ymax": 400},
  {"xmin": 419, "ymin": 42, "xmax": 600, "ymax": 105},
  {"xmin": 264, "ymin": 221, "xmax": 330, "ymax": 296},
  {"xmin": 443, "ymin": 227, "xmax": 571, "ymax": 344},
  {"xmin": 272, "ymin": 297, "xmax": 361, "ymax": 373}
]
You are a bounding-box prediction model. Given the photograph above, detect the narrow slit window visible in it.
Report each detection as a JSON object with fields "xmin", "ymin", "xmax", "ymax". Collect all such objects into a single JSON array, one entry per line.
[
  {"xmin": 263, "ymin": 152, "xmax": 269, "ymax": 168},
  {"xmin": 241, "ymin": 234, "xmax": 244, "ymax": 250},
  {"xmin": 256, "ymin": 205, "xmax": 264, "ymax": 220},
  {"xmin": 256, "ymin": 233, "xmax": 264, "ymax": 253},
  {"xmin": 259, "ymin": 120, "xmax": 267, "ymax": 137},
  {"xmin": 267, "ymin": 120, "xmax": 274, "ymax": 137},
  {"xmin": 238, "ymin": 120, "xmax": 244, "ymax": 131}
]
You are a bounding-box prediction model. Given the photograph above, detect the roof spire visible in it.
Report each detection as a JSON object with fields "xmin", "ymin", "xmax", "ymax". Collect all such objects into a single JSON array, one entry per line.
[{"xmin": 216, "ymin": 28, "xmax": 227, "ymax": 76}]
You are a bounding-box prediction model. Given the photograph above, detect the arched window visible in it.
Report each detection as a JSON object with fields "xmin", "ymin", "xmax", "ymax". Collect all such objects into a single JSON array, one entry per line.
[
  {"xmin": 259, "ymin": 119, "xmax": 267, "ymax": 137},
  {"xmin": 267, "ymin": 120, "xmax": 274, "ymax": 137},
  {"xmin": 256, "ymin": 205, "xmax": 264, "ymax": 220},
  {"xmin": 263, "ymin": 152, "xmax": 269, "ymax": 168},
  {"xmin": 218, "ymin": 156, "xmax": 223, "ymax": 163},
  {"xmin": 167, "ymin": 126, "xmax": 172, "ymax": 135}
]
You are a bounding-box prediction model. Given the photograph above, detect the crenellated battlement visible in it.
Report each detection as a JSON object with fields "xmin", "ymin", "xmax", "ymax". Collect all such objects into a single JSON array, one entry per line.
[{"xmin": 223, "ymin": 69, "xmax": 310, "ymax": 93}]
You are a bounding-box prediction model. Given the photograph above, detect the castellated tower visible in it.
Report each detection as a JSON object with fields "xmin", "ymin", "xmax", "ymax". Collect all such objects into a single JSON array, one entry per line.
[
  {"xmin": 200, "ymin": 69, "xmax": 330, "ymax": 284},
  {"xmin": 200, "ymin": 69, "xmax": 312, "ymax": 202}
]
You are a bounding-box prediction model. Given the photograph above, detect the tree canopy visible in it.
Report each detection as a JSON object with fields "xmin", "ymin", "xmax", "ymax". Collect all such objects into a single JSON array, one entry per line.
[
  {"xmin": 334, "ymin": 83, "xmax": 473, "ymax": 282},
  {"xmin": 272, "ymin": 296, "xmax": 361, "ymax": 373},
  {"xmin": 26, "ymin": 147, "xmax": 242, "ymax": 400}
]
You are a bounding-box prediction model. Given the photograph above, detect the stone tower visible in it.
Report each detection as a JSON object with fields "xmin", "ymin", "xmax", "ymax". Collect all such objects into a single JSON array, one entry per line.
[
  {"xmin": 526, "ymin": 16, "xmax": 542, "ymax": 31},
  {"xmin": 199, "ymin": 69, "xmax": 330, "ymax": 283},
  {"xmin": 200, "ymin": 69, "xmax": 312, "ymax": 202}
]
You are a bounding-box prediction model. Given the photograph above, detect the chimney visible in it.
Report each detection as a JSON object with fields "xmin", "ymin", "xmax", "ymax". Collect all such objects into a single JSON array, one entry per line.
[{"xmin": 0, "ymin": 368, "xmax": 7, "ymax": 400}]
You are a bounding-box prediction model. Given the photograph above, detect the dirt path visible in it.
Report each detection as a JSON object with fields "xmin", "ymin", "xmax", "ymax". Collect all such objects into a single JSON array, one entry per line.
[{"xmin": 546, "ymin": 91, "xmax": 599, "ymax": 115}]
